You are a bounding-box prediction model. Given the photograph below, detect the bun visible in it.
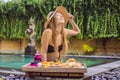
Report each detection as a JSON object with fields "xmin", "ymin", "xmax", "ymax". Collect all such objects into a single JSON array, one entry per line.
[
  {"xmin": 65, "ymin": 58, "xmax": 82, "ymax": 68},
  {"xmin": 66, "ymin": 58, "xmax": 77, "ymax": 63},
  {"xmin": 60, "ymin": 63, "xmax": 69, "ymax": 68}
]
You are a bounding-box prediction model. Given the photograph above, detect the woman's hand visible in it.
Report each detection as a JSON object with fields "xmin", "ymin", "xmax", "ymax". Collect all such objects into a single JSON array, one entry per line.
[{"xmin": 67, "ymin": 13, "xmax": 74, "ymax": 21}]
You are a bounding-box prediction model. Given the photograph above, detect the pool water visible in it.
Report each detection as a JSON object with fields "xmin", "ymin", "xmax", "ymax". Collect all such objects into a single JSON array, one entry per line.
[{"xmin": 0, "ymin": 54, "xmax": 117, "ymax": 69}]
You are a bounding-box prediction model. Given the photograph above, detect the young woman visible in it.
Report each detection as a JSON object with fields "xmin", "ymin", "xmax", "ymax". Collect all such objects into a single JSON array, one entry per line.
[{"xmin": 41, "ymin": 6, "xmax": 80, "ymax": 62}]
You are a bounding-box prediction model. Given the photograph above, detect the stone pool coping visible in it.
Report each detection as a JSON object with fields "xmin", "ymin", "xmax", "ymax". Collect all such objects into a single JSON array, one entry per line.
[
  {"xmin": 65, "ymin": 55, "xmax": 120, "ymax": 60},
  {"xmin": 0, "ymin": 60, "xmax": 120, "ymax": 80},
  {"xmin": 82, "ymin": 60, "xmax": 120, "ymax": 80}
]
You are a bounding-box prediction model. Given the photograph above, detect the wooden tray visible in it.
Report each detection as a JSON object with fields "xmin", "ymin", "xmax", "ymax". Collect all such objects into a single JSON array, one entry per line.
[{"xmin": 22, "ymin": 63, "xmax": 87, "ymax": 78}]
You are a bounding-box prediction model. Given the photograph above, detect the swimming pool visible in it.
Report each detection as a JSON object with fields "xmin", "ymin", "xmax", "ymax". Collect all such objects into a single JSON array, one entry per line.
[{"xmin": 0, "ymin": 54, "xmax": 118, "ymax": 69}]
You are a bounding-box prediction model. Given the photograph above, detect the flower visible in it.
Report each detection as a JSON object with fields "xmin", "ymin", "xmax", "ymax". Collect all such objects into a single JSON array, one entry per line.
[
  {"xmin": 34, "ymin": 53, "xmax": 42, "ymax": 62},
  {"xmin": 83, "ymin": 44, "xmax": 94, "ymax": 53}
]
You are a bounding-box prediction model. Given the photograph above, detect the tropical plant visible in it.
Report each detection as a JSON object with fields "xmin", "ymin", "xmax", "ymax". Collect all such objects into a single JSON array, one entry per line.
[
  {"xmin": 0, "ymin": 0, "xmax": 119, "ymax": 40},
  {"xmin": 83, "ymin": 44, "xmax": 95, "ymax": 53}
]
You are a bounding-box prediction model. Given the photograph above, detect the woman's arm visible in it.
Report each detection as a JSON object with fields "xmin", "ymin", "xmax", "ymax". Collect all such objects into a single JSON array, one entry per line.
[
  {"xmin": 41, "ymin": 29, "xmax": 52, "ymax": 61},
  {"xmin": 65, "ymin": 13, "xmax": 80, "ymax": 36}
]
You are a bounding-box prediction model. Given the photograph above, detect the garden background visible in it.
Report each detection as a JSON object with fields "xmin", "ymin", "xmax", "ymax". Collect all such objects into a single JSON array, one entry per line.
[{"xmin": 0, "ymin": 0, "xmax": 120, "ymax": 55}]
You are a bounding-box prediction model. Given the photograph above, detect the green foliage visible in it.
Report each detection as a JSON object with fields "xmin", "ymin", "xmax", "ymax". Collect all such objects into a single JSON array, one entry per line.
[{"xmin": 0, "ymin": 0, "xmax": 119, "ymax": 40}]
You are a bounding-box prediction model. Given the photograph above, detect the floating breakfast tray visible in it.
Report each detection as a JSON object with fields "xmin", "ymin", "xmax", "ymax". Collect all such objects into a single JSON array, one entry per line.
[{"xmin": 22, "ymin": 63, "xmax": 87, "ymax": 78}]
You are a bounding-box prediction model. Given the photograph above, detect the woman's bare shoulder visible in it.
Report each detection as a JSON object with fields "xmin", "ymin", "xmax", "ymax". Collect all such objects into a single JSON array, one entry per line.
[{"xmin": 42, "ymin": 29, "xmax": 52, "ymax": 36}]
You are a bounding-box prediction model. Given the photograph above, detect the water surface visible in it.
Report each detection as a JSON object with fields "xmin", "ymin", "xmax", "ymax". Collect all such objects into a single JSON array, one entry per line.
[{"xmin": 0, "ymin": 54, "xmax": 117, "ymax": 69}]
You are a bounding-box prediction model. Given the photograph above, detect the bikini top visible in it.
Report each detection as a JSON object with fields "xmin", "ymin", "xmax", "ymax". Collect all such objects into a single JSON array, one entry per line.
[{"xmin": 47, "ymin": 44, "xmax": 63, "ymax": 53}]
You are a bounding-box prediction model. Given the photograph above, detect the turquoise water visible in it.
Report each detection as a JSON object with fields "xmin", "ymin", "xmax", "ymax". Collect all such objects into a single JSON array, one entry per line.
[{"xmin": 0, "ymin": 54, "xmax": 116, "ymax": 69}]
